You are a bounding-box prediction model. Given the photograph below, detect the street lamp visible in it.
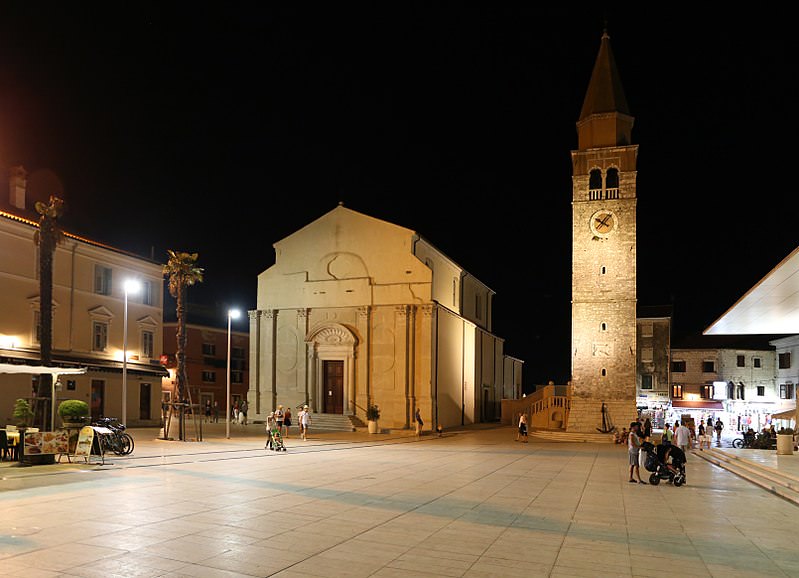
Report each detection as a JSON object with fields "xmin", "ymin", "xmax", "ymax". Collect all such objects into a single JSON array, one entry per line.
[
  {"xmin": 122, "ymin": 279, "xmax": 140, "ymax": 426},
  {"xmin": 226, "ymin": 308, "xmax": 241, "ymax": 439}
]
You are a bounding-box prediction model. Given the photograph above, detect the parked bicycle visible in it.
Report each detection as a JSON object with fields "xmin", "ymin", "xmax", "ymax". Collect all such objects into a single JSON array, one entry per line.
[{"xmin": 91, "ymin": 417, "xmax": 135, "ymax": 455}]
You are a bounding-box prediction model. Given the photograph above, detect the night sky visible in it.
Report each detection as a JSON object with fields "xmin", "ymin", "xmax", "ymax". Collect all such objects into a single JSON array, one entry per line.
[{"xmin": 0, "ymin": 5, "xmax": 795, "ymax": 388}]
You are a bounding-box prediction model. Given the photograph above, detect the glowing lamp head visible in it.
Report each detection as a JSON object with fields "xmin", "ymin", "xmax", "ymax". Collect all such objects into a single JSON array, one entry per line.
[
  {"xmin": 228, "ymin": 309, "xmax": 241, "ymax": 320},
  {"xmin": 124, "ymin": 279, "xmax": 141, "ymax": 295}
]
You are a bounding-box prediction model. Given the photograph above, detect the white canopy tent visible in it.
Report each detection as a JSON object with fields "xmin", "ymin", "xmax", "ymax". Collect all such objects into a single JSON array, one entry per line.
[{"xmin": 0, "ymin": 363, "xmax": 87, "ymax": 430}]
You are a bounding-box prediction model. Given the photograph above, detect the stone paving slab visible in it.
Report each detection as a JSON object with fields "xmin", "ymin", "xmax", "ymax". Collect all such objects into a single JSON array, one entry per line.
[{"xmin": 0, "ymin": 424, "xmax": 797, "ymax": 577}]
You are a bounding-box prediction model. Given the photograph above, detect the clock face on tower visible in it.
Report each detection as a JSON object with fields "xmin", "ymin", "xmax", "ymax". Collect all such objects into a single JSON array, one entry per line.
[{"xmin": 590, "ymin": 209, "xmax": 616, "ymax": 237}]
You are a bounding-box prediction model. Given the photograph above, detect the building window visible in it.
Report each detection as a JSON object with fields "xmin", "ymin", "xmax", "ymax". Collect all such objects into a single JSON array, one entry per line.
[
  {"xmin": 780, "ymin": 383, "xmax": 795, "ymax": 399},
  {"xmin": 601, "ymin": 368, "xmax": 607, "ymax": 377},
  {"xmin": 753, "ymin": 357, "xmax": 761, "ymax": 368},
  {"xmin": 33, "ymin": 310, "xmax": 41, "ymax": 343},
  {"xmin": 605, "ymin": 167, "xmax": 619, "ymax": 199},
  {"xmin": 202, "ymin": 343, "xmax": 216, "ymax": 356},
  {"xmin": 640, "ymin": 347, "xmax": 653, "ymax": 363},
  {"xmin": 640, "ymin": 321, "xmax": 653, "ymax": 338},
  {"xmin": 92, "ymin": 321, "xmax": 108, "ymax": 351},
  {"xmin": 94, "ymin": 265, "xmax": 112, "ymax": 295},
  {"xmin": 589, "ymin": 168, "xmax": 602, "ymax": 199},
  {"xmin": 737, "ymin": 382, "xmax": 745, "ymax": 400},
  {"xmin": 701, "ymin": 383, "xmax": 714, "ymax": 399},
  {"xmin": 641, "ymin": 375, "xmax": 653, "ymax": 389},
  {"xmin": 202, "ymin": 371, "xmax": 216, "ymax": 383},
  {"xmin": 702, "ymin": 360, "xmax": 715, "ymax": 373},
  {"xmin": 737, "ymin": 355, "xmax": 745, "ymax": 367},
  {"xmin": 600, "ymin": 322, "xmax": 607, "ymax": 331},
  {"xmin": 142, "ymin": 331, "xmax": 154, "ymax": 359},
  {"xmin": 232, "ymin": 371, "xmax": 243, "ymax": 384},
  {"xmin": 672, "ymin": 360, "xmax": 686, "ymax": 373},
  {"xmin": 779, "ymin": 352, "xmax": 791, "ymax": 369},
  {"xmin": 757, "ymin": 386, "xmax": 765, "ymax": 396},
  {"xmin": 66, "ymin": 379, "xmax": 76, "ymax": 391},
  {"xmin": 141, "ymin": 280, "xmax": 154, "ymax": 306},
  {"xmin": 672, "ymin": 384, "xmax": 683, "ymax": 399}
]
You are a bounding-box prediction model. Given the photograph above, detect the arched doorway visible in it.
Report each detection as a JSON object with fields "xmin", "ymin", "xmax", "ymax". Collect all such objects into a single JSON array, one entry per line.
[{"xmin": 307, "ymin": 323, "xmax": 357, "ymax": 415}]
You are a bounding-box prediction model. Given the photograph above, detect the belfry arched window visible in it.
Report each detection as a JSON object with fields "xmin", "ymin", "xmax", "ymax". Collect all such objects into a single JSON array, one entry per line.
[
  {"xmin": 605, "ymin": 168, "xmax": 619, "ymax": 199},
  {"xmin": 589, "ymin": 169, "xmax": 602, "ymax": 200}
]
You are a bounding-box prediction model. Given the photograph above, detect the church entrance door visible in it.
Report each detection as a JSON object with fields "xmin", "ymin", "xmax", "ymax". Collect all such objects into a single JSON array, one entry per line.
[{"xmin": 323, "ymin": 360, "xmax": 344, "ymax": 414}]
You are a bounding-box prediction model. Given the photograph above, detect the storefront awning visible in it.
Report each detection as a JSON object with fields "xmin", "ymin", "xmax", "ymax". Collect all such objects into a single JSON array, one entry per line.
[
  {"xmin": 771, "ymin": 407, "xmax": 796, "ymax": 420},
  {"xmin": 671, "ymin": 400, "xmax": 724, "ymax": 410}
]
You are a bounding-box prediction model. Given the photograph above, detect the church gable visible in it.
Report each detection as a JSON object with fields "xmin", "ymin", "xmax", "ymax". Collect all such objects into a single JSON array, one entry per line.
[{"xmin": 268, "ymin": 204, "xmax": 431, "ymax": 284}]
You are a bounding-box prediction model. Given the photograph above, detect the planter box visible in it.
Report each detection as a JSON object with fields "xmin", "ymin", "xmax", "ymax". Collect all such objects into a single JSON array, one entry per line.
[{"xmin": 776, "ymin": 434, "xmax": 794, "ymax": 455}]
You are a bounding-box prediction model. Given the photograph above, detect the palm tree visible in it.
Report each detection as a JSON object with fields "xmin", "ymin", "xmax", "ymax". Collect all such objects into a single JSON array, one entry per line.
[
  {"xmin": 163, "ymin": 250, "xmax": 203, "ymax": 440},
  {"xmin": 33, "ymin": 195, "xmax": 64, "ymax": 430}
]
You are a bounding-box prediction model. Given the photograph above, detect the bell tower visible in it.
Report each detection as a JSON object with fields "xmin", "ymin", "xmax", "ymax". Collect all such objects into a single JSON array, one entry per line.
[{"xmin": 567, "ymin": 30, "xmax": 638, "ymax": 433}]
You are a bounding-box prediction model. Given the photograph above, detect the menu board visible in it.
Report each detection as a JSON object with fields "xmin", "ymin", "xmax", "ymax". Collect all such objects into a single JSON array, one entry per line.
[
  {"xmin": 75, "ymin": 426, "xmax": 95, "ymax": 459},
  {"xmin": 24, "ymin": 430, "xmax": 69, "ymax": 455}
]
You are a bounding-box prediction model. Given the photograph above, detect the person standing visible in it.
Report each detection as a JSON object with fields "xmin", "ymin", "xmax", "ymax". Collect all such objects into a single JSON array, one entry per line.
[
  {"xmin": 274, "ymin": 405, "xmax": 285, "ymax": 435},
  {"xmin": 714, "ymin": 418, "xmax": 724, "ymax": 444},
  {"xmin": 240, "ymin": 399, "xmax": 248, "ymax": 426},
  {"xmin": 297, "ymin": 405, "xmax": 306, "ymax": 439},
  {"xmin": 204, "ymin": 400, "xmax": 211, "ymax": 423},
  {"xmin": 675, "ymin": 421, "xmax": 691, "ymax": 455},
  {"xmin": 628, "ymin": 422, "xmax": 646, "ymax": 483},
  {"xmin": 661, "ymin": 423, "xmax": 674, "ymax": 445},
  {"xmin": 264, "ymin": 412, "xmax": 275, "ymax": 450},
  {"xmin": 300, "ymin": 405, "xmax": 311, "ymax": 440},
  {"xmin": 283, "ymin": 406, "xmax": 292, "ymax": 437},
  {"xmin": 213, "ymin": 400, "xmax": 220, "ymax": 423},
  {"xmin": 642, "ymin": 418, "xmax": 652, "ymax": 441},
  {"xmin": 516, "ymin": 413, "xmax": 528, "ymax": 442},
  {"xmin": 414, "ymin": 407, "xmax": 424, "ymax": 436}
]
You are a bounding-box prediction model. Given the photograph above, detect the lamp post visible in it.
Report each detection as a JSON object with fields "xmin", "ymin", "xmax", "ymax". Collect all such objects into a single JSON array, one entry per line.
[
  {"xmin": 226, "ymin": 308, "xmax": 241, "ymax": 439},
  {"xmin": 122, "ymin": 279, "xmax": 140, "ymax": 426}
]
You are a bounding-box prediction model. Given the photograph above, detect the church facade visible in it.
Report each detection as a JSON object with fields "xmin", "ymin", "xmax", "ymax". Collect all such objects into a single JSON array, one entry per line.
[{"xmin": 247, "ymin": 204, "xmax": 522, "ymax": 430}]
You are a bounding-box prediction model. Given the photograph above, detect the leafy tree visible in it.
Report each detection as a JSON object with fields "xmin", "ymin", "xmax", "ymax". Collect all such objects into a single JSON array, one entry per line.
[
  {"xmin": 163, "ymin": 250, "xmax": 203, "ymax": 440},
  {"xmin": 33, "ymin": 195, "xmax": 64, "ymax": 430}
]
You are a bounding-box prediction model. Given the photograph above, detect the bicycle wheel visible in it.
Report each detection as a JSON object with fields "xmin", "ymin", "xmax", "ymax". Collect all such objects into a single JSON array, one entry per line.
[
  {"xmin": 732, "ymin": 438, "xmax": 744, "ymax": 449},
  {"xmin": 121, "ymin": 432, "xmax": 134, "ymax": 455},
  {"xmin": 109, "ymin": 433, "xmax": 128, "ymax": 456}
]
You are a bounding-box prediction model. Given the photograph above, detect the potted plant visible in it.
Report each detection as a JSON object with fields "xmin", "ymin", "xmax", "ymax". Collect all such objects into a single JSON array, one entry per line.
[
  {"xmin": 57, "ymin": 399, "xmax": 90, "ymax": 427},
  {"xmin": 776, "ymin": 427, "xmax": 795, "ymax": 455},
  {"xmin": 12, "ymin": 398, "xmax": 34, "ymax": 428},
  {"xmin": 366, "ymin": 404, "xmax": 380, "ymax": 434}
]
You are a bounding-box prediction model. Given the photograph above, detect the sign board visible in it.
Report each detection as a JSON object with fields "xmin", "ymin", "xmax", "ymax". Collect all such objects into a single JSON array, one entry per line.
[{"xmin": 75, "ymin": 426, "xmax": 95, "ymax": 459}]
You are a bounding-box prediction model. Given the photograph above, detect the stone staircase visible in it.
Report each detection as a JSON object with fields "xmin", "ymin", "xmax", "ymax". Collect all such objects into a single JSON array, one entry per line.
[
  {"xmin": 528, "ymin": 429, "xmax": 615, "ymax": 443},
  {"xmin": 307, "ymin": 413, "xmax": 359, "ymax": 432},
  {"xmin": 692, "ymin": 448, "xmax": 799, "ymax": 506}
]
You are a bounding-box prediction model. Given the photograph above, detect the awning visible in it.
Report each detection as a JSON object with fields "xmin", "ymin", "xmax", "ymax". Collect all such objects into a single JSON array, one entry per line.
[
  {"xmin": 0, "ymin": 363, "xmax": 86, "ymax": 375},
  {"xmin": 671, "ymin": 400, "xmax": 724, "ymax": 410},
  {"xmin": 771, "ymin": 407, "xmax": 796, "ymax": 420}
]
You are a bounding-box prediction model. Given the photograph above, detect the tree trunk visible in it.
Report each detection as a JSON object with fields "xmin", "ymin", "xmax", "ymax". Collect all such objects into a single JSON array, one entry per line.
[{"xmin": 176, "ymin": 285, "xmax": 188, "ymax": 441}]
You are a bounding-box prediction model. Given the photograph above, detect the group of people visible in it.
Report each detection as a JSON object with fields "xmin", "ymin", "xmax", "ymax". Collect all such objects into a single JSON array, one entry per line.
[
  {"xmin": 265, "ymin": 404, "xmax": 312, "ymax": 445},
  {"xmin": 627, "ymin": 419, "xmax": 687, "ymax": 484}
]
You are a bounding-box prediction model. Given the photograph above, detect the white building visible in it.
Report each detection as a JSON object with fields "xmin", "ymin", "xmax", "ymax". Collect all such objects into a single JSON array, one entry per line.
[
  {"xmin": 247, "ymin": 203, "xmax": 523, "ymax": 430},
  {"xmin": 0, "ymin": 166, "xmax": 167, "ymax": 427}
]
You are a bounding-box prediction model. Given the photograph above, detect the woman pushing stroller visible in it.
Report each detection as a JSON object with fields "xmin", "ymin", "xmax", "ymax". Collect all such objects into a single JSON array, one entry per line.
[{"xmin": 641, "ymin": 439, "xmax": 686, "ymax": 486}]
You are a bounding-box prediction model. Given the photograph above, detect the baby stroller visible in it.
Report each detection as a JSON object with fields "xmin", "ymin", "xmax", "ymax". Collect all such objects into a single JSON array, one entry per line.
[
  {"xmin": 641, "ymin": 441, "xmax": 686, "ymax": 486},
  {"xmin": 269, "ymin": 426, "xmax": 286, "ymax": 452}
]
